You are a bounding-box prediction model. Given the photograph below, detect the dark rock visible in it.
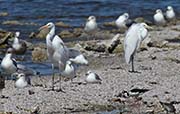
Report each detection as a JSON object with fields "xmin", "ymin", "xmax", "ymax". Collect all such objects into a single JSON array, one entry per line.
[
  {"xmin": 0, "ymin": 75, "xmax": 5, "ymax": 90},
  {"xmin": 107, "ymin": 34, "xmax": 120, "ymax": 53},
  {"xmin": 29, "ymin": 32, "xmax": 37, "ymax": 39},
  {"xmin": 55, "ymin": 22, "xmax": 71, "ymax": 28},
  {"xmin": 36, "ymin": 28, "xmax": 49, "ymax": 39},
  {"xmin": 59, "ymin": 30, "xmax": 74, "ymax": 38},
  {"xmin": 32, "ymin": 47, "xmax": 47, "ymax": 62},
  {"xmin": 28, "ymin": 90, "xmax": 35, "ymax": 95},
  {"xmin": 73, "ymin": 28, "xmax": 84, "ymax": 37},
  {"xmin": 103, "ymin": 21, "xmax": 116, "ymax": 27},
  {"xmin": 84, "ymin": 41, "xmax": 106, "ymax": 52}
]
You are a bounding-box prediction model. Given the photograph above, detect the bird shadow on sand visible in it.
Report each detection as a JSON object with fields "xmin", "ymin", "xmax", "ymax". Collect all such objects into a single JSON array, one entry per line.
[{"xmin": 128, "ymin": 70, "xmax": 141, "ymax": 74}]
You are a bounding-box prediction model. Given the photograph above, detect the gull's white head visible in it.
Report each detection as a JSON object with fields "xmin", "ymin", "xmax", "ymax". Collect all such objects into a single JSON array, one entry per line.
[
  {"xmin": 15, "ymin": 32, "xmax": 20, "ymax": 38},
  {"xmin": 123, "ymin": 13, "xmax": 129, "ymax": 19},
  {"xmin": 86, "ymin": 70, "xmax": 92, "ymax": 75},
  {"xmin": 17, "ymin": 73, "xmax": 25, "ymax": 79},
  {"xmin": 167, "ymin": 6, "xmax": 173, "ymax": 10},
  {"xmin": 156, "ymin": 9, "xmax": 162, "ymax": 14},
  {"xmin": 6, "ymin": 48, "xmax": 14, "ymax": 55},
  {"xmin": 66, "ymin": 60, "xmax": 72, "ymax": 65},
  {"xmin": 87, "ymin": 16, "xmax": 96, "ymax": 22}
]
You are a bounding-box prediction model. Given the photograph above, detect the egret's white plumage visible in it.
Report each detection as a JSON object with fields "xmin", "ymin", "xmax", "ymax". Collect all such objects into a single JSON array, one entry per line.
[
  {"xmin": 115, "ymin": 13, "xmax": 129, "ymax": 29},
  {"xmin": 15, "ymin": 73, "xmax": 31, "ymax": 88},
  {"xmin": 166, "ymin": 6, "xmax": 176, "ymax": 20},
  {"xmin": 84, "ymin": 16, "xmax": 98, "ymax": 33},
  {"xmin": 40, "ymin": 22, "xmax": 88, "ymax": 91},
  {"xmin": 85, "ymin": 70, "xmax": 102, "ymax": 84},
  {"xmin": 124, "ymin": 23, "xmax": 151, "ymax": 72},
  {"xmin": 153, "ymin": 9, "xmax": 166, "ymax": 25},
  {"xmin": 39, "ymin": 22, "xmax": 69, "ymax": 91},
  {"xmin": 12, "ymin": 32, "xmax": 27, "ymax": 55}
]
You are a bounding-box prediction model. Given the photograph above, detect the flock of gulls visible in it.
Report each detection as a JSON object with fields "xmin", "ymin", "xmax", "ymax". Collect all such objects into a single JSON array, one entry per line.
[{"xmin": 0, "ymin": 5, "xmax": 176, "ymax": 92}]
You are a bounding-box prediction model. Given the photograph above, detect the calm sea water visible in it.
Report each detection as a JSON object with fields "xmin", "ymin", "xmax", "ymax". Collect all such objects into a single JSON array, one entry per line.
[
  {"xmin": 0, "ymin": 0, "xmax": 180, "ymax": 34},
  {"xmin": 0, "ymin": 0, "xmax": 179, "ymax": 75}
]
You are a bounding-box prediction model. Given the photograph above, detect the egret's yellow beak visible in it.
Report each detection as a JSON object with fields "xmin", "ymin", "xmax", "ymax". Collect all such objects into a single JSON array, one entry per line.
[
  {"xmin": 39, "ymin": 25, "xmax": 48, "ymax": 31},
  {"xmin": 146, "ymin": 25, "xmax": 153, "ymax": 30}
]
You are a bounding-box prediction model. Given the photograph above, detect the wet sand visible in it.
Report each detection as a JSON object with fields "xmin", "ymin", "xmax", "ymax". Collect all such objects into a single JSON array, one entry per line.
[{"xmin": 0, "ymin": 23, "xmax": 180, "ymax": 114}]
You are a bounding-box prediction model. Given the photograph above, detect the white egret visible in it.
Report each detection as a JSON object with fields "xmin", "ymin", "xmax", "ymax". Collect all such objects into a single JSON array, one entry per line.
[
  {"xmin": 39, "ymin": 22, "xmax": 68, "ymax": 91},
  {"xmin": 40, "ymin": 22, "xmax": 89, "ymax": 91},
  {"xmin": 15, "ymin": 72, "xmax": 31, "ymax": 88},
  {"xmin": 12, "ymin": 32, "xmax": 27, "ymax": 55},
  {"xmin": 124, "ymin": 23, "xmax": 152, "ymax": 72},
  {"xmin": 166, "ymin": 6, "xmax": 176, "ymax": 20},
  {"xmin": 85, "ymin": 70, "xmax": 102, "ymax": 84},
  {"xmin": 153, "ymin": 9, "xmax": 166, "ymax": 25}
]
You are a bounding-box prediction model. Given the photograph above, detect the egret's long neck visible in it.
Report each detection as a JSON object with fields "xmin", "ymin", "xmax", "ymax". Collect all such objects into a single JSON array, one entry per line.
[
  {"xmin": 46, "ymin": 26, "xmax": 55, "ymax": 46},
  {"xmin": 14, "ymin": 37, "xmax": 19, "ymax": 44}
]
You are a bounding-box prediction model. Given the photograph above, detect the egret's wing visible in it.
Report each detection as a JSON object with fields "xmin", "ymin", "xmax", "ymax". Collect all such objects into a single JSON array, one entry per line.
[{"xmin": 124, "ymin": 24, "xmax": 140, "ymax": 64}]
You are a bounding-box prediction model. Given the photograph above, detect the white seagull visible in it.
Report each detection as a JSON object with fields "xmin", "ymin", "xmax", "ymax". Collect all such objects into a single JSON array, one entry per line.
[
  {"xmin": 15, "ymin": 72, "xmax": 31, "ymax": 88},
  {"xmin": 12, "ymin": 32, "xmax": 27, "ymax": 55},
  {"xmin": 84, "ymin": 15, "xmax": 98, "ymax": 33},
  {"xmin": 1, "ymin": 48, "xmax": 17, "ymax": 74},
  {"xmin": 61, "ymin": 60, "xmax": 77, "ymax": 82},
  {"xmin": 124, "ymin": 23, "xmax": 152, "ymax": 72},
  {"xmin": 85, "ymin": 70, "xmax": 102, "ymax": 84},
  {"xmin": 115, "ymin": 13, "xmax": 129, "ymax": 29},
  {"xmin": 153, "ymin": 9, "xmax": 166, "ymax": 25},
  {"xmin": 1, "ymin": 48, "xmax": 39, "ymax": 76},
  {"xmin": 68, "ymin": 48, "xmax": 88, "ymax": 65},
  {"xmin": 166, "ymin": 6, "xmax": 176, "ymax": 21}
]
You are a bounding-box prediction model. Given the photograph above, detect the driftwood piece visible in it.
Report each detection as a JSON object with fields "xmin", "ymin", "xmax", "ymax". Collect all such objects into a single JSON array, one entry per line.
[
  {"xmin": 107, "ymin": 34, "xmax": 121, "ymax": 53},
  {"xmin": 83, "ymin": 34, "xmax": 121, "ymax": 53}
]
